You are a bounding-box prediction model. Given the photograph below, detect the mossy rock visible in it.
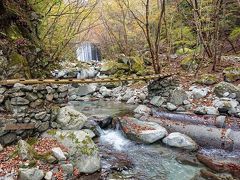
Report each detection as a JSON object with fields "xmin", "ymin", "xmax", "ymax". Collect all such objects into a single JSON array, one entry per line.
[
  {"xmin": 223, "ymin": 67, "xmax": 240, "ymax": 82},
  {"xmin": 176, "ymin": 48, "xmax": 193, "ymax": 55},
  {"xmin": 196, "ymin": 74, "xmax": 218, "ymax": 85},
  {"xmin": 180, "ymin": 56, "xmax": 199, "ymax": 71},
  {"xmin": 9, "ymin": 51, "xmax": 31, "ymax": 78},
  {"xmin": 6, "ymin": 25, "xmax": 23, "ymax": 40}
]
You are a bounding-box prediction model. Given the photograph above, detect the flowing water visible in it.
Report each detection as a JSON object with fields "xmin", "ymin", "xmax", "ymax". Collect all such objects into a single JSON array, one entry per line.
[{"xmin": 71, "ymin": 100, "xmax": 237, "ymax": 179}]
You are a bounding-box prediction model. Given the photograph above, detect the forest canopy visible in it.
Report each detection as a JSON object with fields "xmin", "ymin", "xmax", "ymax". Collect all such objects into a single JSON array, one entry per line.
[{"xmin": 0, "ymin": 0, "xmax": 239, "ymax": 78}]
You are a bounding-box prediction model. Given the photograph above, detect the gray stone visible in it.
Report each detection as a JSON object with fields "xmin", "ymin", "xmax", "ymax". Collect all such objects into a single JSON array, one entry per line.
[
  {"xmin": 61, "ymin": 164, "xmax": 73, "ymax": 175},
  {"xmin": 0, "ymin": 95, "xmax": 4, "ymax": 104},
  {"xmin": 216, "ymin": 116, "xmax": 226, "ymax": 128},
  {"xmin": 191, "ymin": 87, "xmax": 209, "ymax": 99},
  {"xmin": 99, "ymin": 86, "xmax": 111, "ymax": 97},
  {"xmin": 150, "ymin": 96, "xmax": 166, "ymax": 107},
  {"xmin": 11, "ymin": 97, "xmax": 29, "ymax": 105},
  {"xmin": 214, "ymin": 82, "xmax": 240, "ymax": 101},
  {"xmin": 30, "ymin": 99, "xmax": 43, "ymax": 108},
  {"xmin": 44, "ymin": 171, "xmax": 53, "ymax": 180},
  {"xmin": 213, "ymin": 98, "xmax": 239, "ymax": 114},
  {"xmin": 19, "ymin": 168, "xmax": 44, "ymax": 180},
  {"xmin": 169, "ymin": 88, "xmax": 188, "ymax": 105},
  {"xmin": 59, "ymin": 92, "xmax": 68, "ymax": 98},
  {"xmin": 162, "ymin": 132, "xmax": 198, "ymax": 151},
  {"xmin": 127, "ymin": 96, "xmax": 140, "ymax": 104},
  {"xmin": 134, "ymin": 105, "xmax": 151, "ymax": 116},
  {"xmin": 0, "ymin": 133, "xmax": 17, "ymax": 145},
  {"xmin": 195, "ymin": 106, "xmax": 219, "ymax": 115},
  {"xmin": 26, "ymin": 92, "xmax": 38, "ymax": 101},
  {"xmin": 43, "ymin": 130, "xmax": 100, "ymax": 174},
  {"xmin": 120, "ymin": 117, "xmax": 168, "ymax": 144},
  {"xmin": 82, "ymin": 129, "xmax": 95, "ymax": 138},
  {"xmin": 58, "ymin": 85, "xmax": 69, "ymax": 93},
  {"xmin": 0, "ymin": 144, "xmax": 3, "ymax": 152},
  {"xmin": 51, "ymin": 147, "xmax": 66, "ymax": 161},
  {"xmin": 46, "ymin": 94, "xmax": 54, "ymax": 101},
  {"xmin": 57, "ymin": 106, "xmax": 87, "ymax": 130},
  {"xmin": 69, "ymin": 84, "xmax": 97, "ymax": 97},
  {"xmin": 37, "ymin": 122, "xmax": 49, "ymax": 132},
  {"xmin": 17, "ymin": 140, "xmax": 32, "ymax": 160},
  {"xmin": 0, "ymin": 87, "xmax": 6, "ymax": 94},
  {"xmin": 166, "ymin": 103, "xmax": 177, "ymax": 111},
  {"xmin": 46, "ymin": 86, "xmax": 54, "ymax": 94},
  {"xmin": 35, "ymin": 112, "xmax": 47, "ymax": 120}
]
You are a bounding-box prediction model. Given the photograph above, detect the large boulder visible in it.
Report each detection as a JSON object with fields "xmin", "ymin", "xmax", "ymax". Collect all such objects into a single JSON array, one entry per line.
[
  {"xmin": 119, "ymin": 117, "xmax": 168, "ymax": 144},
  {"xmin": 169, "ymin": 88, "xmax": 188, "ymax": 105},
  {"xmin": 57, "ymin": 106, "xmax": 87, "ymax": 130},
  {"xmin": 43, "ymin": 130, "xmax": 100, "ymax": 174},
  {"xmin": 223, "ymin": 67, "xmax": 240, "ymax": 82},
  {"xmin": 19, "ymin": 168, "xmax": 44, "ymax": 180},
  {"xmin": 162, "ymin": 132, "xmax": 198, "ymax": 151},
  {"xmin": 214, "ymin": 82, "xmax": 240, "ymax": 102}
]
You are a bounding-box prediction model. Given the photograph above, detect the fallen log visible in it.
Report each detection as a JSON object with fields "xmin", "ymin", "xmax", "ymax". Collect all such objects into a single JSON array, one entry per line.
[
  {"xmin": 197, "ymin": 154, "xmax": 240, "ymax": 178},
  {"xmin": 141, "ymin": 116, "xmax": 240, "ymax": 150},
  {"xmin": 152, "ymin": 110, "xmax": 240, "ymax": 130}
]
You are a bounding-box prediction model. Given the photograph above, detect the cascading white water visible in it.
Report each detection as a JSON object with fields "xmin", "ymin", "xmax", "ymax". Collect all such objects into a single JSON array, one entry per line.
[{"xmin": 76, "ymin": 42, "xmax": 100, "ymax": 62}]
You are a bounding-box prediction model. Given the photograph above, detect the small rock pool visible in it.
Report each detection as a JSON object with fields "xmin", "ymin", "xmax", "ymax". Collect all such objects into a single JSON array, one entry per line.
[{"xmin": 70, "ymin": 100, "xmax": 204, "ymax": 180}]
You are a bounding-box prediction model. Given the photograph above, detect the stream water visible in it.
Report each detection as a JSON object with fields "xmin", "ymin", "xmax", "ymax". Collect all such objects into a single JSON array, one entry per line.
[{"xmin": 70, "ymin": 100, "xmax": 207, "ymax": 180}]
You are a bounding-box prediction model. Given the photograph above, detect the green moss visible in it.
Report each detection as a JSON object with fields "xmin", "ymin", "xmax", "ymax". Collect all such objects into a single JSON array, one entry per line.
[
  {"xmin": 9, "ymin": 51, "xmax": 31, "ymax": 78},
  {"xmin": 176, "ymin": 48, "xmax": 193, "ymax": 55},
  {"xmin": 223, "ymin": 67, "xmax": 240, "ymax": 82},
  {"xmin": 196, "ymin": 74, "xmax": 218, "ymax": 85},
  {"xmin": 47, "ymin": 129, "xmax": 57, "ymax": 136},
  {"xmin": 180, "ymin": 56, "xmax": 199, "ymax": 71},
  {"xmin": 6, "ymin": 25, "xmax": 23, "ymax": 40},
  {"xmin": 27, "ymin": 137, "xmax": 38, "ymax": 146}
]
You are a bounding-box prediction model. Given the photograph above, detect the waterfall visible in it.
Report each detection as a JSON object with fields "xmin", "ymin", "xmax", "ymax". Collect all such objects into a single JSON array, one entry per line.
[{"xmin": 76, "ymin": 42, "xmax": 101, "ymax": 62}]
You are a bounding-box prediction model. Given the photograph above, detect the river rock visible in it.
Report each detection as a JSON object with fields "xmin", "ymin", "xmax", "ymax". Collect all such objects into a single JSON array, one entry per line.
[
  {"xmin": 17, "ymin": 140, "xmax": 33, "ymax": 160},
  {"xmin": 150, "ymin": 96, "xmax": 166, "ymax": 107},
  {"xmin": 0, "ymin": 144, "xmax": 3, "ymax": 152},
  {"xmin": 162, "ymin": 132, "xmax": 198, "ymax": 151},
  {"xmin": 99, "ymin": 86, "xmax": 111, "ymax": 97},
  {"xmin": 51, "ymin": 147, "xmax": 66, "ymax": 161},
  {"xmin": 0, "ymin": 95, "xmax": 4, "ymax": 104},
  {"xmin": 43, "ymin": 130, "xmax": 100, "ymax": 174},
  {"xmin": 44, "ymin": 171, "xmax": 53, "ymax": 180},
  {"xmin": 119, "ymin": 117, "xmax": 168, "ymax": 144},
  {"xmin": 57, "ymin": 106, "xmax": 87, "ymax": 130},
  {"xmin": 194, "ymin": 106, "xmax": 219, "ymax": 115},
  {"xmin": 10, "ymin": 97, "xmax": 29, "ymax": 105},
  {"xmin": 134, "ymin": 105, "xmax": 151, "ymax": 116},
  {"xmin": 166, "ymin": 103, "xmax": 177, "ymax": 111},
  {"xmin": 68, "ymin": 84, "xmax": 97, "ymax": 98},
  {"xmin": 169, "ymin": 88, "xmax": 188, "ymax": 105},
  {"xmin": 191, "ymin": 87, "xmax": 209, "ymax": 99},
  {"xmin": 19, "ymin": 168, "xmax": 44, "ymax": 180},
  {"xmin": 214, "ymin": 82, "xmax": 240, "ymax": 101},
  {"xmin": 213, "ymin": 98, "xmax": 239, "ymax": 114},
  {"xmin": 61, "ymin": 163, "xmax": 73, "ymax": 175}
]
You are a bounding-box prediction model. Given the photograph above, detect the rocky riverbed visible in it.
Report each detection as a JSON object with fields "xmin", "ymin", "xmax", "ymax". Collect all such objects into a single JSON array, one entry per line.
[{"xmin": 0, "ymin": 75, "xmax": 240, "ymax": 179}]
